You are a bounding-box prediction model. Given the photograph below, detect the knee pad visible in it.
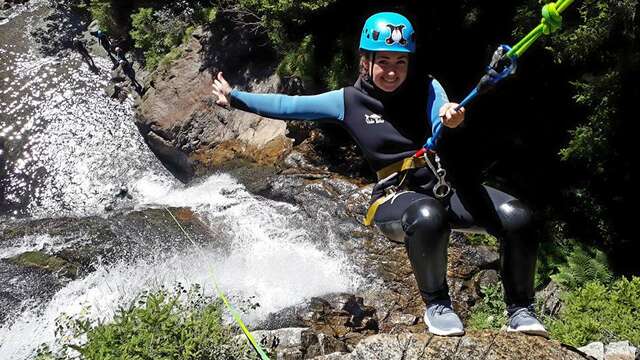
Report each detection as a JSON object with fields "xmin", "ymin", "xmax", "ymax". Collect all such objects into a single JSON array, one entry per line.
[
  {"xmin": 498, "ymin": 199, "xmax": 534, "ymax": 235},
  {"xmin": 401, "ymin": 198, "xmax": 448, "ymax": 236}
]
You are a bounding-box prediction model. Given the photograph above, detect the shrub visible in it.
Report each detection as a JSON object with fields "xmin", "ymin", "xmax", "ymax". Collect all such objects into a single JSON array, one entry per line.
[
  {"xmin": 89, "ymin": 1, "xmax": 116, "ymax": 34},
  {"xmin": 550, "ymin": 245, "xmax": 612, "ymax": 291},
  {"xmin": 36, "ymin": 285, "xmax": 256, "ymax": 360},
  {"xmin": 467, "ymin": 283, "xmax": 507, "ymax": 330},
  {"xmin": 129, "ymin": 3, "xmax": 218, "ymax": 71},
  {"xmin": 277, "ymin": 35, "xmax": 317, "ymax": 86},
  {"xmin": 233, "ymin": 0, "xmax": 337, "ymax": 50},
  {"xmin": 549, "ymin": 277, "xmax": 640, "ymax": 346}
]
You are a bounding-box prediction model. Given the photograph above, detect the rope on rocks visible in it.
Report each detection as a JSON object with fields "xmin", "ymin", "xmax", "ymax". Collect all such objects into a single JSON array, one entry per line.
[{"xmin": 164, "ymin": 207, "xmax": 271, "ymax": 360}]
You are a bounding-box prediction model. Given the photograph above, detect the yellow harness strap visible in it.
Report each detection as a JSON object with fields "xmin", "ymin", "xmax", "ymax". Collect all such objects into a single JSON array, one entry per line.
[
  {"xmin": 365, "ymin": 154, "xmax": 428, "ymax": 227},
  {"xmin": 376, "ymin": 155, "xmax": 427, "ymax": 180},
  {"xmin": 363, "ymin": 192, "xmax": 395, "ymax": 226}
]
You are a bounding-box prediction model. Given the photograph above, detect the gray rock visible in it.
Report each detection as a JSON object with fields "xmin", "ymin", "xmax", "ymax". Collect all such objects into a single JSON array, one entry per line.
[
  {"xmin": 312, "ymin": 332, "xmax": 589, "ymax": 360},
  {"xmin": 537, "ymin": 280, "xmax": 564, "ymax": 317},
  {"xmin": 251, "ymin": 327, "xmax": 308, "ymax": 351},
  {"xmin": 605, "ymin": 341, "xmax": 636, "ymax": 360},
  {"xmin": 579, "ymin": 342, "xmax": 605, "ymax": 360}
]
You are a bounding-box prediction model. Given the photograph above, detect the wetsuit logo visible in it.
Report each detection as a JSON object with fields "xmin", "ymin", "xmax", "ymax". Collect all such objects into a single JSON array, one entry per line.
[
  {"xmin": 365, "ymin": 114, "xmax": 384, "ymax": 124},
  {"xmin": 386, "ymin": 24, "xmax": 407, "ymax": 46}
]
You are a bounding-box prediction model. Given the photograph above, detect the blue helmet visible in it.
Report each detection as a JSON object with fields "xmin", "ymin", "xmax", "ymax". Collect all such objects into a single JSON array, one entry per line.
[{"xmin": 359, "ymin": 12, "xmax": 416, "ymax": 53}]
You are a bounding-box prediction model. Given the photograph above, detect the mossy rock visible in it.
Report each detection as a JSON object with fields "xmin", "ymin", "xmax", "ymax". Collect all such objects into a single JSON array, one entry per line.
[{"xmin": 9, "ymin": 251, "xmax": 78, "ymax": 279}]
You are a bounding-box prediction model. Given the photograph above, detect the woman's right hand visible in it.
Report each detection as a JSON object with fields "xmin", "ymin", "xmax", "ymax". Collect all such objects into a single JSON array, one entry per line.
[{"xmin": 212, "ymin": 72, "xmax": 232, "ymax": 107}]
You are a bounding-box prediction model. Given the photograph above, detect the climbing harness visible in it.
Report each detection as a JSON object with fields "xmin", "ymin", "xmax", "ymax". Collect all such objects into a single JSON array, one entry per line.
[
  {"xmin": 164, "ymin": 207, "xmax": 271, "ymax": 360},
  {"xmin": 363, "ymin": 150, "xmax": 450, "ymax": 226},
  {"xmin": 364, "ymin": 0, "xmax": 576, "ymax": 227}
]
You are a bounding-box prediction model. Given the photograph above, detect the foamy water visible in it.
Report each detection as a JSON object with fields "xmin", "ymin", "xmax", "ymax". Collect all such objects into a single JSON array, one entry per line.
[{"xmin": 0, "ymin": 173, "xmax": 364, "ymax": 359}]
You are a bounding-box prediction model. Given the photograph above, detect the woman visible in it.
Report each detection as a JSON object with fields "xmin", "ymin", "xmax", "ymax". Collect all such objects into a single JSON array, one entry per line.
[{"xmin": 212, "ymin": 12, "xmax": 546, "ymax": 337}]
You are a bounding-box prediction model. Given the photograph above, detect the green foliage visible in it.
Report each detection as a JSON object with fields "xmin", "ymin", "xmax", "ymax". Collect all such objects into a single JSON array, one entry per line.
[
  {"xmin": 233, "ymin": 0, "xmax": 337, "ymax": 50},
  {"xmin": 128, "ymin": 3, "xmax": 219, "ymax": 71},
  {"xmin": 535, "ymin": 221, "xmax": 572, "ymax": 289},
  {"xmin": 277, "ymin": 35, "xmax": 316, "ymax": 85},
  {"xmin": 467, "ymin": 283, "xmax": 507, "ymax": 330},
  {"xmin": 322, "ymin": 40, "xmax": 356, "ymax": 90},
  {"xmin": 549, "ymin": 277, "xmax": 640, "ymax": 346},
  {"xmin": 36, "ymin": 284, "xmax": 255, "ymax": 360},
  {"xmin": 551, "ymin": 242, "xmax": 612, "ymax": 291},
  {"xmin": 466, "ymin": 233, "xmax": 498, "ymax": 248},
  {"xmin": 89, "ymin": 1, "xmax": 116, "ymax": 34},
  {"xmin": 535, "ymin": 218, "xmax": 615, "ymax": 291},
  {"xmin": 559, "ymin": 71, "xmax": 619, "ymax": 172}
]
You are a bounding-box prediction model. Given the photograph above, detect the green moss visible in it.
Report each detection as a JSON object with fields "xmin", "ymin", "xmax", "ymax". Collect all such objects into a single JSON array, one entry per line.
[
  {"xmin": 10, "ymin": 251, "xmax": 78, "ymax": 278},
  {"xmin": 37, "ymin": 285, "xmax": 257, "ymax": 359},
  {"xmin": 466, "ymin": 233, "xmax": 498, "ymax": 248},
  {"xmin": 549, "ymin": 277, "xmax": 640, "ymax": 346}
]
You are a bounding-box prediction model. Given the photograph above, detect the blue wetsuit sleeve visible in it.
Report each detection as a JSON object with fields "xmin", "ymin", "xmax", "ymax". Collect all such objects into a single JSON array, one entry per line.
[
  {"xmin": 427, "ymin": 79, "xmax": 449, "ymax": 135},
  {"xmin": 229, "ymin": 89, "xmax": 345, "ymax": 121}
]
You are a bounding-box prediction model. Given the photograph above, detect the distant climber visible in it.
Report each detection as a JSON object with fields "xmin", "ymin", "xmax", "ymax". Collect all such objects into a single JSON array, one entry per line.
[
  {"xmin": 90, "ymin": 29, "xmax": 117, "ymax": 65},
  {"xmin": 72, "ymin": 38, "xmax": 96, "ymax": 70},
  {"xmin": 118, "ymin": 58, "xmax": 143, "ymax": 94}
]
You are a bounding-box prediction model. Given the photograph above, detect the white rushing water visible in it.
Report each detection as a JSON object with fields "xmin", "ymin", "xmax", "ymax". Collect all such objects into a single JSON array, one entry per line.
[
  {"xmin": 0, "ymin": 5, "xmax": 364, "ymax": 359},
  {"xmin": 1, "ymin": 173, "xmax": 363, "ymax": 359}
]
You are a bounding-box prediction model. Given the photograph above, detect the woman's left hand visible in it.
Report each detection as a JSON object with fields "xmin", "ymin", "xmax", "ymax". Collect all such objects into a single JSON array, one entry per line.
[{"xmin": 439, "ymin": 103, "xmax": 465, "ymax": 128}]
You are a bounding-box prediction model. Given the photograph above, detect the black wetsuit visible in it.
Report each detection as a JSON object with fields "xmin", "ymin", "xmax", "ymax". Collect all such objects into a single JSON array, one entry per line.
[{"xmin": 230, "ymin": 75, "xmax": 539, "ymax": 309}]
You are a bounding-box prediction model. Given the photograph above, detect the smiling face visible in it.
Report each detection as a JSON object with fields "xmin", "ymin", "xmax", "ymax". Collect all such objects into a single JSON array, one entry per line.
[{"xmin": 363, "ymin": 51, "xmax": 409, "ymax": 92}]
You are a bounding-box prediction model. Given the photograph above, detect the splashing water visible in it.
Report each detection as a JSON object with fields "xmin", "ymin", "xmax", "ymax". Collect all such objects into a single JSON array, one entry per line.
[{"xmin": 0, "ymin": 173, "xmax": 364, "ymax": 359}]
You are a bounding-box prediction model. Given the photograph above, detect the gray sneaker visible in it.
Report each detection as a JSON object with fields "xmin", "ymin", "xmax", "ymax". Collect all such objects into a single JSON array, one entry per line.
[
  {"xmin": 424, "ymin": 300, "xmax": 465, "ymax": 336},
  {"xmin": 507, "ymin": 305, "xmax": 549, "ymax": 337}
]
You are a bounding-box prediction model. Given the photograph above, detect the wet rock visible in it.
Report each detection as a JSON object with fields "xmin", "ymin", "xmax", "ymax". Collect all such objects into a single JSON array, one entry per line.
[
  {"xmin": 143, "ymin": 132, "xmax": 194, "ymax": 183},
  {"xmin": 8, "ymin": 251, "xmax": 78, "ymax": 279},
  {"xmin": 30, "ymin": 0, "xmax": 91, "ymax": 56},
  {"xmin": 304, "ymin": 331, "xmax": 349, "ymax": 358}
]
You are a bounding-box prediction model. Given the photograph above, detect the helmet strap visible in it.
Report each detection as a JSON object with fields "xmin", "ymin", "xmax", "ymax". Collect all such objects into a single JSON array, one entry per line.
[{"xmin": 369, "ymin": 52, "xmax": 375, "ymax": 79}]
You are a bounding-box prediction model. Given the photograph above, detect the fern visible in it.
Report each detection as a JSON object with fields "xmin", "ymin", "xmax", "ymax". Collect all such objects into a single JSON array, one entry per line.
[{"xmin": 551, "ymin": 246, "xmax": 612, "ymax": 291}]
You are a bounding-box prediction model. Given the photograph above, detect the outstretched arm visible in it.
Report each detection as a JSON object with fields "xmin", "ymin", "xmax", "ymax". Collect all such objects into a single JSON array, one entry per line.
[{"xmin": 212, "ymin": 72, "xmax": 344, "ymax": 122}]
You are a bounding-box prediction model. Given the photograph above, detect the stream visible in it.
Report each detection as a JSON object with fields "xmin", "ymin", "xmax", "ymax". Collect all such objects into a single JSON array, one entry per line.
[{"xmin": 0, "ymin": 3, "xmax": 364, "ymax": 358}]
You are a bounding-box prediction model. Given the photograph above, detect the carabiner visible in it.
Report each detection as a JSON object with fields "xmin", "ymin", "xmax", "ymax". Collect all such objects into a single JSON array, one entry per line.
[{"xmin": 433, "ymin": 167, "xmax": 451, "ymax": 199}]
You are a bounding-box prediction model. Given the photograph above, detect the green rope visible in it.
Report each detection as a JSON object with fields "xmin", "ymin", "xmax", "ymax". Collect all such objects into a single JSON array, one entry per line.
[
  {"xmin": 507, "ymin": 0, "xmax": 576, "ymax": 59},
  {"xmin": 164, "ymin": 207, "xmax": 271, "ymax": 360}
]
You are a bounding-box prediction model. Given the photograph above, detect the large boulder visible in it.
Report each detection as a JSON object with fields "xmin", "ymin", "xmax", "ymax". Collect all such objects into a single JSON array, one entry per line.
[{"xmin": 135, "ymin": 24, "xmax": 294, "ymax": 182}]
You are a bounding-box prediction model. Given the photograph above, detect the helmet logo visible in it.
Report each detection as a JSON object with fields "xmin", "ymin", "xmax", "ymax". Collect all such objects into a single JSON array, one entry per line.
[{"xmin": 386, "ymin": 24, "xmax": 407, "ymax": 46}]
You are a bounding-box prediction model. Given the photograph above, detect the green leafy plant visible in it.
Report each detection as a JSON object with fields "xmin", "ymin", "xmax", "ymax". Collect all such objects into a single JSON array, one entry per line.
[
  {"xmin": 467, "ymin": 283, "xmax": 507, "ymax": 330},
  {"xmin": 36, "ymin": 284, "xmax": 256, "ymax": 360},
  {"xmin": 549, "ymin": 277, "xmax": 640, "ymax": 346},
  {"xmin": 89, "ymin": 1, "xmax": 116, "ymax": 35},
  {"xmin": 233, "ymin": 0, "xmax": 337, "ymax": 50},
  {"xmin": 551, "ymin": 245, "xmax": 612, "ymax": 291}
]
